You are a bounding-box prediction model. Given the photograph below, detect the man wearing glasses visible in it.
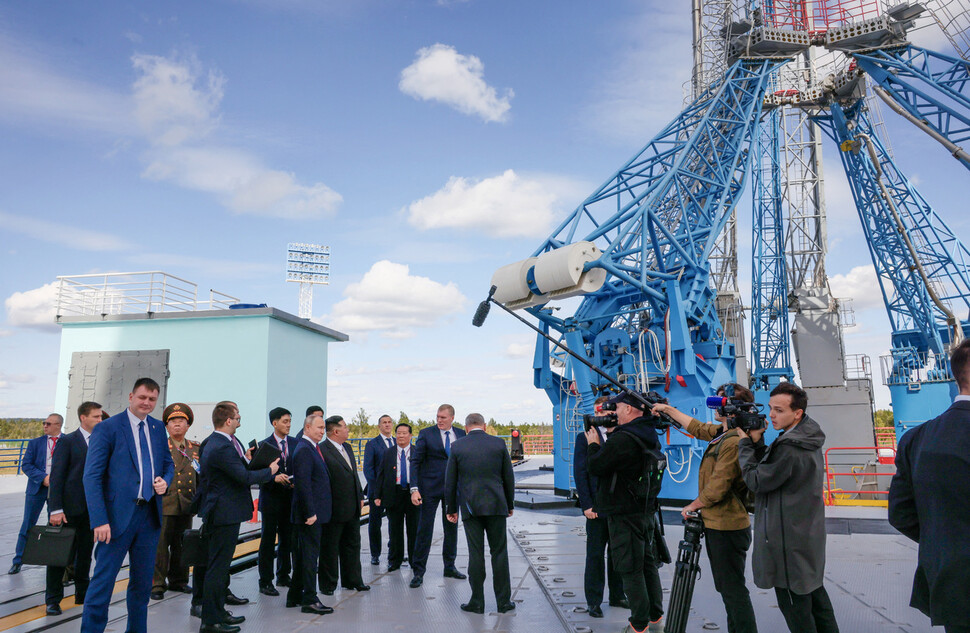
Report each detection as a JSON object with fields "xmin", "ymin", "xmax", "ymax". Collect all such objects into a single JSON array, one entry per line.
[{"xmin": 9, "ymin": 413, "xmax": 63, "ymax": 575}]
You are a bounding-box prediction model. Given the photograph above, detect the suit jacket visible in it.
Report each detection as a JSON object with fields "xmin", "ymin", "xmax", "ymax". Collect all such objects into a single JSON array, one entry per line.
[
  {"xmin": 363, "ymin": 434, "xmax": 394, "ymax": 492},
  {"xmin": 258, "ymin": 433, "xmax": 297, "ymax": 513},
  {"xmin": 573, "ymin": 430, "xmax": 604, "ymax": 515},
  {"xmin": 373, "ymin": 444, "xmax": 413, "ymax": 511},
  {"xmin": 290, "ymin": 439, "xmax": 333, "ymax": 524},
  {"xmin": 411, "ymin": 426, "xmax": 466, "ymax": 498},
  {"xmin": 49, "ymin": 429, "xmax": 88, "ymax": 517},
  {"xmin": 199, "ymin": 432, "xmax": 274, "ymax": 527},
  {"xmin": 21, "ymin": 435, "xmax": 52, "ymax": 496},
  {"xmin": 889, "ymin": 400, "xmax": 970, "ymax": 626},
  {"xmin": 319, "ymin": 440, "xmax": 363, "ymax": 523},
  {"xmin": 83, "ymin": 411, "xmax": 174, "ymax": 534},
  {"xmin": 445, "ymin": 430, "xmax": 515, "ymax": 518},
  {"xmin": 162, "ymin": 437, "xmax": 199, "ymax": 516}
]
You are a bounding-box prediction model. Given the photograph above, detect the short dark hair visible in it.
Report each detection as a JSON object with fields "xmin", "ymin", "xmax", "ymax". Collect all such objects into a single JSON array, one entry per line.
[
  {"xmin": 717, "ymin": 382, "xmax": 754, "ymax": 403},
  {"xmin": 269, "ymin": 407, "xmax": 291, "ymax": 423},
  {"xmin": 132, "ymin": 377, "xmax": 160, "ymax": 393},
  {"xmin": 395, "ymin": 422, "xmax": 412, "ymax": 434},
  {"xmin": 306, "ymin": 405, "xmax": 324, "ymax": 417},
  {"xmin": 78, "ymin": 401, "xmax": 102, "ymax": 419},
  {"xmin": 212, "ymin": 403, "xmax": 237, "ymax": 428},
  {"xmin": 951, "ymin": 339, "xmax": 970, "ymax": 390},
  {"xmin": 770, "ymin": 382, "xmax": 808, "ymax": 413},
  {"xmin": 378, "ymin": 414, "xmax": 393, "ymax": 423},
  {"xmin": 437, "ymin": 404, "xmax": 455, "ymax": 416},
  {"xmin": 325, "ymin": 415, "xmax": 344, "ymax": 434}
]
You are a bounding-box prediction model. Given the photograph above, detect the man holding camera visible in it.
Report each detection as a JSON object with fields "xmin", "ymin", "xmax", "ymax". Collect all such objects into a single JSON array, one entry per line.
[
  {"xmin": 736, "ymin": 382, "xmax": 839, "ymax": 633},
  {"xmin": 585, "ymin": 393, "xmax": 666, "ymax": 633},
  {"xmin": 652, "ymin": 383, "xmax": 758, "ymax": 633}
]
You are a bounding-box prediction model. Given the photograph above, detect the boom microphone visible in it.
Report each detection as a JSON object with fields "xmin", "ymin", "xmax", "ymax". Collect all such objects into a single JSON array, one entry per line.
[
  {"xmin": 706, "ymin": 396, "xmax": 727, "ymax": 409},
  {"xmin": 471, "ymin": 285, "xmax": 498, "ymax": 327}
]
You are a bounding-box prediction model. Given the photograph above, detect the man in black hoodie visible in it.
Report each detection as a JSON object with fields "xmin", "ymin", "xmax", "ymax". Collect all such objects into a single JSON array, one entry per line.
[
  {"xmin": 737, "ymin": 382, "xmax": 839, "ymax": 633},
  {"xmin": 585, "ymin": 393, "xmax": 666, "ymax": 633}
]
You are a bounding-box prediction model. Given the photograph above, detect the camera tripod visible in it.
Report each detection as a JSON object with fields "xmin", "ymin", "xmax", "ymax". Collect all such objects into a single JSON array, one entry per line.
[{"xmin": 666, "ymin": 512, "xmax": 705, "ymax": 633}]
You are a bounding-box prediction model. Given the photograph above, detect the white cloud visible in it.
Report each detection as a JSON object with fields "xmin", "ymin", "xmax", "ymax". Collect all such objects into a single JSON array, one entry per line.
[
  {"xmin": 399, "ymin": 44, "xmax": 512, "ymax": 123},
  {"xmin": 829, "ymin": 265, "xmax": 884, "ymax": 311},
  {"xmin": 0, "ymin": 211, "xmax": 128, "ymax": 251},
  {"xmin": 504, "ymin": 342, "xmax": 532, "ymax": 359},
  {"xmin": 0, "ymin": 372, "xmax": 35, "ymax": 390},
  {"xmin": 406, "ymin": 169, "xmax": 560, "ymax": 237},
  {"xmin": 4, "ymin": 283, "xmax": 59, "ymax": 331},
  {"xmin": 132, "ymin": 53, "xmax": 224, "ymax": 147},
  {"xmin": 324, "ymin": 260, "xmax": 466, "ymax": 338}
]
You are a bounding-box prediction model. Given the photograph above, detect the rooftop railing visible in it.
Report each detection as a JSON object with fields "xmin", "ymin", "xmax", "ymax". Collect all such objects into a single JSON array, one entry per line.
[{"xmin": 56, "ymin": 272, "xmax": 240, "ymax": 318}]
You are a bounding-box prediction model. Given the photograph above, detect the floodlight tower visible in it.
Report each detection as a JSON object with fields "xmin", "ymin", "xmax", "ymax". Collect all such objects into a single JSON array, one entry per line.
[{"xmin": 286, "ymin": 243, "xmax": 330, "ymax": 319}]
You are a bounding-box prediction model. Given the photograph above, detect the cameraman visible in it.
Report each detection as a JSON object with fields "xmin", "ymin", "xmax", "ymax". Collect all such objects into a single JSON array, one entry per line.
[
  {"xmin": 652, "ymin": 382, "xmax": 758, "ymax": 633},
  {"xmin": 737, "ymin": 382, "xmax": 839, "ymax": 633},
  {"xmin": 585, "ymin": 393, "xmax": 666, "ymax": 633}
]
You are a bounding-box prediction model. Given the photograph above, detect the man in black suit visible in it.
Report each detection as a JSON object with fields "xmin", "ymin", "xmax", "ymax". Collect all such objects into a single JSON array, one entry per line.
[
  {"xmin": 373, "ymin": 422, "xmax": 419, "ymax": 572},
  {"xmin": 286, "ymin": 414, "xmax": 333, "ymax": 615},
  {"xmin": 409, "ymin": 404, "xmax": 467, "ymax": 588},
  {"xmin": 445, "ymin": 413, "xmax": 515, "ymax": 614},
  {"xmin": 257, "ymin": 407, "xmax": 296, "ymax": 596},
  {"xmin": 45, "ymin": 401, "xmax": 102, "ymax": 615},
  {"xmin": 362, "ymin": 414, "xmax": 395, "ymax": 566},
  {"xmin": 198, "ymin": 403, "xmax": 278, "ymax": 633},
  {"xmin": 890, "ymin": 338, "xmax": 970, "ymax": 633},
  {"xmin": 318, "ymin": 415, "xmax": 369, "ymax": 594}
]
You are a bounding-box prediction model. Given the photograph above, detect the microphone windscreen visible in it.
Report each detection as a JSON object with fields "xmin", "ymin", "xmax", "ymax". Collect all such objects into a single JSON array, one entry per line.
[
  {"xmin": 471, "ymin": 300, "xmax": 491, "ymax": 327},
  {"xmin": 706, "ymin": 396, "xmax": 727, "ymax": 409}
]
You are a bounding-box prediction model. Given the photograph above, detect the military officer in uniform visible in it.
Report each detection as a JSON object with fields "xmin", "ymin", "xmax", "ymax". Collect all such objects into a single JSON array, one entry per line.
[{"xmin": 152, "ymin": 403, "xmax": 200, "ymax": 600}]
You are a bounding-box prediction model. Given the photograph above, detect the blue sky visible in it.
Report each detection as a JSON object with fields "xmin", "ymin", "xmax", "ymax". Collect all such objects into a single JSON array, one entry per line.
[{"xmin": 1, "ymin": 1, "xmax": 969, "ymax": 422}]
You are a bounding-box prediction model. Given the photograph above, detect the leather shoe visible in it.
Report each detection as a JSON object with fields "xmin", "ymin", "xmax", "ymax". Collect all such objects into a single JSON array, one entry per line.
[
  {"xmin": 222, "ymin": 612, "xmax": 245, "ymax": 625},
  {"xmin": 285, "ymin": 600, "xmax": 298, "ymax": 608},
  {"xmin": 199, "ymin": 624, "xmax": 240, "ymax": 633},
  {"xmin": 460, "ymin": 602, "xmax": 485, "ymax": 614},
  {"xmin": 345, "ymin": 584, "xmax": 369, "ymax": 591},
  {"xmin": 170, "ymin": 583, "xmax": 193, "ymax": 593},
  {"xmin": 609, "ymin": 597, "xmax": 630, "ymax": 609},
  {"xmin": 497, "ymin": 601, "xmax": 516, "ymax": 613},
  {"xmin": 301, "ymin": 601, "xmax": 333, "ymax": 615},
  {"xmin": 409, "ymin": 575, "xmax": 423, "ymax": 588},
  {"xmin": 370, "ymin": 556, "xmax": 380, "ymax": 565},
  {"xmin": 7, "ymin": 564, "xmax": 21, "ymax": 575},
  {"xmin": 150, "ymin": 591, "xmax": 165, "ymax": 601},
  {"xmin": 444, "ymin": 568, "xmax": 467, "ymax": 580},
  {"xmin": 190, "ymin": 605, "xmax": 203, "ymax": 618},
  {"xmin": 321, "ymin": 588, "xmax": 334, "ymax": 596},
  {"xmin": 387, "ymin": 564, "xmax": 401, "ymax": 572},
  {"xmin": 224, "ymin": 592, "xmax": 249, "ymax": 606},
  {"xmin": 276, "ymin": 576, "xmax": 290, "ymax": 587},
  {"xmin": 588, "ymin": 605, "xmax": 604, "ymax": 618},
  {"xmin": 46, "ymin": 604, "xmax": 62, "ymax": 616},
  {"xmin": 258, "ymin": 585, "xmax": 279, "ymax": 597}
]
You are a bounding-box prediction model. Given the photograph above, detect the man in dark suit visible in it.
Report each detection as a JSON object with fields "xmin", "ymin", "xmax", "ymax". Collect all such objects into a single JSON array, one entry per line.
[
  {"xmin": 573, "ymin": 398, "xmax": 626, "ymax": 618},
  {"xmin": 408, "ymin": 404, "xmax": 467, "ymax": 588},
  {"xmin": 198, "ymin": 402, "xmax": 278, "ymax": 633},
  {"xmin": 45, "ymin": 403, "xmax": 101, "ymax": 614},
  {"xmin": 257, "ymin": 407, "xmax": 297, "ymax": 596},
  {"xmin": 10, "ymin": 413, "xmax": 62, "ymax": 575},
  {"xmin": 890, "ymin": 338, "xmax": 970, "ymax": 633},
  {"xmin": 363, "ymin": 414, "xmax": 395, "ymax": 566},
  {"xmin": 445, "ymin": 413, "xmax": 515, "ymax": 614},
  {"xmin": 373, "ymin": 422, "xmax": 419, "ymax": 572},
  {"xmin": 81, "ymin": 378, "xmax": 175, "ymax": 633},
  {"xmin": 318, "ymin": 415, "xmax": 369, "ymax": 594},
  {"xmin": 286, "ymin": 413, "xmax": 333, "ymax": 615}
]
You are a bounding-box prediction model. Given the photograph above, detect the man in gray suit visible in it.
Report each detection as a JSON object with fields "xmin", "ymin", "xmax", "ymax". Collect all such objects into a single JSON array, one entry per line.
[{"xmin": 445, "ymin": 413, "xmax": 516, "ymax": 615}]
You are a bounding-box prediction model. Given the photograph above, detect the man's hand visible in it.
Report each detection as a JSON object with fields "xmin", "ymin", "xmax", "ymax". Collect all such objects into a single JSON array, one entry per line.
[
  {"xmin": 508, "ymin": 509, "xmax": 514, "ymax": 518},
  {"xmin": 50, "ymin": 513, "xmax": 66, "ymax": 526},
  {"xmin": 43, "ymin": 475, "xmax": 50, "ymax": 487},
  {"xmin": 374, "ymin": 499, "xmax": 381, "ymax": 507},
  {"xmin": 153, "ymin": 477, "xmax": 168, "ymax": 495},
  {"xmin": 306, "ymin": 515, "xmax": 317, "ymax": 526},
  {"xmin": 360, "ymin": 500, "xmax": 366, "ymax": 510},
  {"xmin": 737, "ymin": 427, "xmax": 765, "ymax": 444},
  {"xmin": 584, "ymin": 427, "xmax": 600, "ymax": 446},
  {"xmin": 446, "ymin": 513, "xmax": 458, "ymax": 524},
  {"xmin": 681, "ymin": 498, "xmax": 705, "ymax": 520},
  {"xmin": 583, "ymin": 508, "xmax": 598, "ymax": 520},
  {"xmin": 245, "ymin": 447, "xmax": 255, "ymax": 461},
  {"xmin": 411, "ymin": 491, "xmax": 422, "ymax": 506},
  {"xmin": 94, "ymin": 524, "xmax": 111, "ymax": 543},
  {"xmin": 274, "ymin": 473, "xmax": 290, "ymax": 484},
  {"xmin": 269, "ymin": 458, "xmax": 280, "ymax": 475}
]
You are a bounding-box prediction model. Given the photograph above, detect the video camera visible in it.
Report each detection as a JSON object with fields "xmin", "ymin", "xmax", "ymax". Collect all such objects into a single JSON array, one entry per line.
[
  {"xmin": 583, "ymin": 391, "xmax": 674, "ymax": 432},
  {"xmin": 705, "ymin": 386, "xmax": 767, "ymax": 433}
]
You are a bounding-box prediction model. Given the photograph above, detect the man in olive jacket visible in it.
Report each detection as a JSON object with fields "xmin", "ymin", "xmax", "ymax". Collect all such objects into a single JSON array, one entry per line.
[{"xmin": 737, "ymin": 382, "xmax": 839, "ymax": 633}]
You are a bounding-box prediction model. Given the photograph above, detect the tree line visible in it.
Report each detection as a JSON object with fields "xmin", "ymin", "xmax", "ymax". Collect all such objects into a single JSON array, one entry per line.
[
  {"xmin": 0, "ymin": 419, "xmax": 45, "ymax": 439},
  {"xmin": 347, "ymin": 409, "xmax": 552, "ymax": 439}
]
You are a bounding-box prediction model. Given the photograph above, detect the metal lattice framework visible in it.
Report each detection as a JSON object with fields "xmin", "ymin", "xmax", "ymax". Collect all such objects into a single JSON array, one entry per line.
[{"xmin": 926, "ymin": 0, "xmax": 970, "ymax": 61}]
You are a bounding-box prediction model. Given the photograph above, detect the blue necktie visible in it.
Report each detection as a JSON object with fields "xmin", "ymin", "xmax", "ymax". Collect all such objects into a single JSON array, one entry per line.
[
  {"xmin": 138, "ymin": 421, "xmax": 153, "ymax": 500},
  {"xmin": 400, "ymin": 449, "xmax": 408, "ymax": 488},
  {"xmin": 444, "ymin": 431, "xmax": 451, "ymax": 456}
]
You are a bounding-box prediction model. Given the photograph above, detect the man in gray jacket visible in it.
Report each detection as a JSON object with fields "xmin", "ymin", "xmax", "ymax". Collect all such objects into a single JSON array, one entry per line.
[{"xmin": 737, "ymin": 382, "xmax": 839, "ymax": 633}]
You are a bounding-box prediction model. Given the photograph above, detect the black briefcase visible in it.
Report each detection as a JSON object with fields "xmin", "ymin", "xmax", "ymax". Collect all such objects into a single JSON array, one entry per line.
[
  {"xmin": 22, "ymin": 525, "xmax": 77, "ymax": 567},
  {"xmin": 181, "ymin": 528, "xmax": 208, "ymax": 567}
]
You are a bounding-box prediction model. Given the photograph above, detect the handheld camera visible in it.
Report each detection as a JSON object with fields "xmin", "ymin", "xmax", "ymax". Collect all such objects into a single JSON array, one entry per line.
[
  {"xmin": 583, "ymin": 391, "xmax": 674, "ymax": 432},
  {"xmin": 705, "ymin": 387, "xmax": 767, "ymax": 433}
]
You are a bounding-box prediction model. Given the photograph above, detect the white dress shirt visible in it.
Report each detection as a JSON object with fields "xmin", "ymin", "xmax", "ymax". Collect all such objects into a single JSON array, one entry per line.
[
  {"xmin": 396, "ymin": 445, "xmax": 411, "ymax": 485},
  {"xmin": 956, "ymin": 394, "xmax": 970, "ymax": 402},
  {"xmin": 327, "ymin": 437, "xmax": 353, "ymax": 468},
  {"xmin": 127, "ymin": 409, "xmax": 155, "ymax": 500}
]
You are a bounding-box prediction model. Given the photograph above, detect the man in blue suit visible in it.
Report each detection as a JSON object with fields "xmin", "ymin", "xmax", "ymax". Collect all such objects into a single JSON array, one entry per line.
[
  {"xmin": 286, "ymin": 413, "xmax": 334, "ymax": 615},
  {"xmin": 363, "ymin": 414, "xmax": 395, "ymax": 566},
  {"xmin": 9, "ymin": 413, "xmax": 63, "ymax": 574},
  {"xmin": 81, "ymin": 378, "xmax": 175, "ymax": 633},
  {"xmin": 408, "ymin": 404, "xmax": 467, "ymax": 588},
  {"xmin": 890, "ymin": 338, "xmax": 970, "ymax": 633},
  {"xmin": 257, "ymin": 407, "xmax": 297, "ymax": 596}
]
